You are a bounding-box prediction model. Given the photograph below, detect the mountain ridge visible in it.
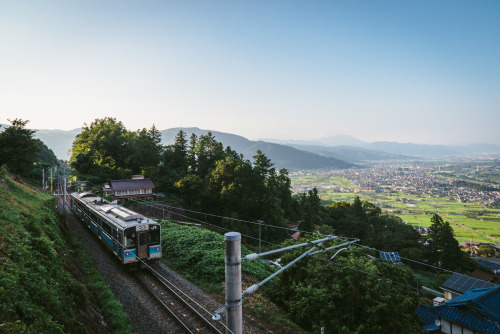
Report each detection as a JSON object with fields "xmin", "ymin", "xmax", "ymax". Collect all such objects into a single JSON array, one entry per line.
[{"xmin": 10, "ymin": 124, "xmax": 500, "ymax": 168}]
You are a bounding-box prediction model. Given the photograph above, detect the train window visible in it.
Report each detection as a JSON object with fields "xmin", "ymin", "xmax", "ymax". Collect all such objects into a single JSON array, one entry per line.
[
  {"xmin": 125, "ymin": 230, "xmax": 136, "ymax": 247},
  {"xmin": 103, "ymin": 222, "xmax": 112, "ymax": 235},
  {"xmin": 112, "ymin": 228, "xmax": 117, "ymax": 241},
  {"xmin": 149, "ymin": 230, "xmax": 160, "ymax": 244}
]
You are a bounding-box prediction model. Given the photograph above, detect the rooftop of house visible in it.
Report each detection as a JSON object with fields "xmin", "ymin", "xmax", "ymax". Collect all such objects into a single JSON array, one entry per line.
[
  {"xmin": 418, "ymin": 285, "xmax": 500, "ymax": 334},
  {"xmin": 468, "ymin": 269, "xmax": 495, "ymax": 283},
  {"xmin": 103, "ymin": 178, "xmax": 155, "ymax": 192},
  {"xmin": 478, "ymin": 260, "xmax": 500, "ymax": 271}
]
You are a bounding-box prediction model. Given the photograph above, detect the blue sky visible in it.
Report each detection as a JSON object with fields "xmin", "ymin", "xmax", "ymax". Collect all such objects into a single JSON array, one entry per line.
[{"xmin": 1, "ymin": 0, "xmax": 499, "ymax": 145}]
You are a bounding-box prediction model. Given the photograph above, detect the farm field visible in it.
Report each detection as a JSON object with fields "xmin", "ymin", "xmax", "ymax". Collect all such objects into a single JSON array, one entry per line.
[{"xmin": 290, "ymin": 171, "xmax": 500, "ymax": 245}]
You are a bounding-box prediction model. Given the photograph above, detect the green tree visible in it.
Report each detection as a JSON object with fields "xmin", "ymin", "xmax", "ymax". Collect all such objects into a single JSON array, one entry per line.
[
  {"xmin": 171, "ymin": 130, "xmax": 189, "ymax": 176},
  {"xmin": 427, "ymin": 214, "xmax": 469, "ymax": 270},
  {"xmin": 71, "ymin": 117, "xmax": 129, "ymax": 171},
  {"xmin": 0, "ymin": 119, "xmax": 42, "ymax": 176},
  {"xmin": 187, "ymin": 133, "xmax": 198, "ymax": 172},
  {"xmin": 126, "ymin": 125, "xmax": 162, "ymax": 176},
  {"xmin": 175, "ymin": 173, "xmax": 203, "ymax": 209},
  {"xmin": 300, "ymin": 188, "xmax": 321, "ymax": 232},
  {"xmin": 268, "ymin": 242, "xmax": 421, "ymax": 333},
  {"xmin": 253, "ymin": 150, "xmax": 273, "ymax": 178}
]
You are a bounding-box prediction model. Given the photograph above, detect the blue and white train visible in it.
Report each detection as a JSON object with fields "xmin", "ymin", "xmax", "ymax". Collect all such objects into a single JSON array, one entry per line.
[{"xmin": 70, "ymin": 191, "xmax": 161, "ymax": 267}]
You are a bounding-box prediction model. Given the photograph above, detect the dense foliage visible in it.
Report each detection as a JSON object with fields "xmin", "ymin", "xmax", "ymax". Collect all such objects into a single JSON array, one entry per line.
[
  {"xmin": 0, "ymin": 119, "xmax": 58, "ymax": 183},
  {"xmin": 426, "ymin": 213, "xmax": 476, "ymax": 271},
  {"xmin": 267, "ymin": 240, "xmax": 422, "ymax": 334},
  {"xmin": 70, "ymin": 117, "xmax": 162, "ymax": 185},
  {"xmin": 160, "ymin": 220, "xmax": 422, "ymax": 333},
  {"xmin": 318, "ymin": 197, "xmax": 425, "ymax": 260},
  {"xmin": 0, "ymin": 170, "xmax": 134, "ymax": 333}
]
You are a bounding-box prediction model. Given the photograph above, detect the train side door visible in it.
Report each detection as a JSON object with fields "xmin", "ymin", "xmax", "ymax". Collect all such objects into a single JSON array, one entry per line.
[{"xmin": 137, "ymin": 231, "xmax": 148, "ymax": 258}]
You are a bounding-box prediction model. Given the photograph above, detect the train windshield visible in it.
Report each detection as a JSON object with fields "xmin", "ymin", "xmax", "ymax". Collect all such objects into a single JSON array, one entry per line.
[{"xmin": 149, "ymin": 225, "xmax": 160, "ymax": 244}]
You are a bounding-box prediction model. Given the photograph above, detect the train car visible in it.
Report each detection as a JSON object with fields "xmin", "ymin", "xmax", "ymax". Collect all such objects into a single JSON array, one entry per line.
[{"xmin": 70, "ymin": 191, "xmax": 161, "ymax": 267}]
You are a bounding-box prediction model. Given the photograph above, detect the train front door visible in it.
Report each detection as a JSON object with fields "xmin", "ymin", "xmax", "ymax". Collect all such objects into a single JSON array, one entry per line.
[{"xmin": 137, "ymin": 231, "xmax": 148, "ymax": 258}]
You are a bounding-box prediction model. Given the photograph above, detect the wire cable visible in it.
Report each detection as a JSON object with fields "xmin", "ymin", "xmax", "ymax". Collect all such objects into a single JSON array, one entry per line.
[{"xmin": 128, "ymin": 197, "xmax": 359, "ymax": 249}]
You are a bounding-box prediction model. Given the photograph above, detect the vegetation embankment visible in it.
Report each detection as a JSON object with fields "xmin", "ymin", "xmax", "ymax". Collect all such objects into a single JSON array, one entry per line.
[
  {"xmin": 160, "ymin": 220, "xmax": 432, "ymax": 333},
  {"xmin": 0, "ymin": 170, "xmax": 134, "ymax": 334},
  {"xmin": 160, "ymin": 221, "xmax": 303, "ymax": 332}
]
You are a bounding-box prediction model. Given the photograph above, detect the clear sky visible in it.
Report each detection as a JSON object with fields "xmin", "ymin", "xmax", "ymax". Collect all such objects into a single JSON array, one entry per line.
[{"xmin": 1, "ymin": 0, "xmax": 499, "ymax": 145}]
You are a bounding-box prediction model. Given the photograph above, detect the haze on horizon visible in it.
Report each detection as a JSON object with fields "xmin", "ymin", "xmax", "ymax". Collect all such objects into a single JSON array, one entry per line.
[{"xmin": 1, "ymin": 1, "xmax": 499, "ymax": 146}]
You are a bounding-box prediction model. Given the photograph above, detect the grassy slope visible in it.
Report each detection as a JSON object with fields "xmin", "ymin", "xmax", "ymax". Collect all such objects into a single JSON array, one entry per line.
[
  {"xmin": 0, "ymin": 170, "xmax": 134, "ymax": 334},
  {"xmin": 160, "ymin": 221, "xmax": 306, "ymax": 333}
]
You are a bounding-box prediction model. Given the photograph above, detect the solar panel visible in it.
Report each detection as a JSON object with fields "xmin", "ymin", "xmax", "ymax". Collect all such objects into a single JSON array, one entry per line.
[
  {"xmin": 441, "ymin": 273, "xmax": 496, "ymax": 294},
  {"xmin": 379, "ymin": 251, "xmax": 401, "ymax": 262}
]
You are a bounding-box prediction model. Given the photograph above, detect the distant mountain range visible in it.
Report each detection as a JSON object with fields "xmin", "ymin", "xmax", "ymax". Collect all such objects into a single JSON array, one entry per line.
[
  {"xmin": 263, "ymin": 135, "xmax": 500, "ymax": 157},
  {"xmin": 6, "ymin": 124, "xmax": 499, "ymax": 170}
]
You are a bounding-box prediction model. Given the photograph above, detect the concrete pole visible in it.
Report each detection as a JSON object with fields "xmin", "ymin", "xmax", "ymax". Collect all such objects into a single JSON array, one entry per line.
[
  {"xmin": 225, "ymin": 232, "xmax": 242, "ymax": 334},
  {"xmin": 63, "ymin": 177, "xmax": 66, "ymax": 215}
]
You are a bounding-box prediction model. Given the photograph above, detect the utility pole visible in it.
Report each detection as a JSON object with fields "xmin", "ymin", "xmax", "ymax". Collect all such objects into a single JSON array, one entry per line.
[
  {"xmin": 50, "ymin": 166, "xmax": 53, "ymax": 193},
  {"xmin": 42, "ymin": 168, "xmax": 45, "ymax": 191},
  {"xmin": 213, "ymin": 235, "xmax": 358, "ymax": 332},
  {"xmin": 63, "ymin": 177, "xmax": 67, "ymax": 216},
  {"xmin": 257, "ymin": 220, "xmax": 263, "ymax": 254},
  {"xmin": 225, "ymin": 232, "xmax": 242, "ymax": 334}
]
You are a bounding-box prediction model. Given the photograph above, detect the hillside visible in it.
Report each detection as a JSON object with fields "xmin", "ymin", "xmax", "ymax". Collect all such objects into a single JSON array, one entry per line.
[
  {"xmin": 0, "ymin": 170, "xmax": 133, "ymax": 333},
  {"xmin": 161, "ymin": 127, "xmax": 354, "ymax": 170},
  {"xmin": 285, "ymin": 144, "xmax": 411, "ymax": 162}
]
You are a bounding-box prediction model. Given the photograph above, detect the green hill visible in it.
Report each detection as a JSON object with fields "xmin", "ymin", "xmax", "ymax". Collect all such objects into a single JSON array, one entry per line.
[{"xmin": 0, "ymin": 169, "xmax": 134, "ymax": 333}]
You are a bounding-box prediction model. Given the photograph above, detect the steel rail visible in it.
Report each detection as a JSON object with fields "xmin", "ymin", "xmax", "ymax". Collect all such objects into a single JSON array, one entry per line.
[{"xmin": 136, "ymin": 268, "xmax": 223, "ymax": 334}]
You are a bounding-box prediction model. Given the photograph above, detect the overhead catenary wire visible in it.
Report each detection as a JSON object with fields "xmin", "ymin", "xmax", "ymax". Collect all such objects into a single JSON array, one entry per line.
[
  {"xmin": 81, "ymin": 185, "xmax": 462, "ymax": 297},
  {"xmin": 129, "ymin": 197, "xmax": 353, "ymax": 241},
  {"xmin": 128, "ymin": 197, "xmax": 467, "ymax": 280},
  {"xmin": 122, "ymin": 198, "xmax": 429, "ymax": 298}
]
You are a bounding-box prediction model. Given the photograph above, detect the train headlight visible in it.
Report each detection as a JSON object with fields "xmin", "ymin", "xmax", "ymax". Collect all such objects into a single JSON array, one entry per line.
[
  {"xmin": 125, "ymin": 252, "xmax": 130, "ymax": 256},
  {"xmin": 156, "ymin": 248, "xmax": 160, "ymax": 251}
]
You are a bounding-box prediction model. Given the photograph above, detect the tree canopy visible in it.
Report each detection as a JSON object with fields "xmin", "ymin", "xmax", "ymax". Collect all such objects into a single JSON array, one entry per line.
[
  {"xmin": 266, "ymin": 239, "xmax": 422, "ymax": 333},
  {"xmin": 426, "ymin": 214, "xmax": 475, "ymax": 271},
  {"xmin": 70, "ymin": 117, "xmax": 162, "ymax": 186},
  {"xmin": 0, "ymin": 119, "xmax": 43, "ymax": 176}
]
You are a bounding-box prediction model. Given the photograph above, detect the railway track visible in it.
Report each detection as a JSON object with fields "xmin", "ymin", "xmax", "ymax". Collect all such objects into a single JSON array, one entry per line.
[{"xmin": 134, "ymin": 266, "xmax": 225, "ymax": 334}]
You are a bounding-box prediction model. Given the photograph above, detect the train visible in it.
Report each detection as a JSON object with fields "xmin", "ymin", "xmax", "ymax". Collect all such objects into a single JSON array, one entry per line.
[{"xmin": 70, "ymin": 191, "xmax": 162, "ymax": 267}]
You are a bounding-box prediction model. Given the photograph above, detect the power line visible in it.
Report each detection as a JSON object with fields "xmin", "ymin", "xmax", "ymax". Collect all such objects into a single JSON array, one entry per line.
[
  {"xmin": 75, "ymin": 184, "xmax": 460, "ymax": 293},
  {"xmin": 130, "ymin": 197, "xmax": 343, "ymax": 240}
]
